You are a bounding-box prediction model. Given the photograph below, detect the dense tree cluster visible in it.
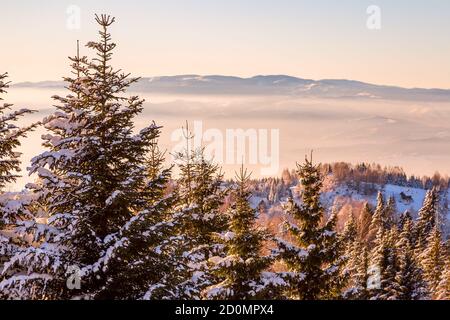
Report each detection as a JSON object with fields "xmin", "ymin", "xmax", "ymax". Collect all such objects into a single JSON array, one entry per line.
[
  {"xmin": 328, "ymin": 162, "xmax": 449, "ymax": 193},
  {"xmin": 0, "ymin": 15, "xmax": 449, "ymax": 300}
]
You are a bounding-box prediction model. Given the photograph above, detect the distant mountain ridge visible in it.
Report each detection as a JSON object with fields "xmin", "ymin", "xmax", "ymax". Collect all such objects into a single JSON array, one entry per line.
[{"xmin": 13, "ymin": 75, "xmax": 450, "ymax": 101}]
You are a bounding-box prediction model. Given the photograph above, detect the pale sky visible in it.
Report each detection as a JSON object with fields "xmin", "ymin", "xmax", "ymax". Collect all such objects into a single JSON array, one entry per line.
[{"xmin": 1, "ymin": 0, "xmax": 449, "ymax": 88}]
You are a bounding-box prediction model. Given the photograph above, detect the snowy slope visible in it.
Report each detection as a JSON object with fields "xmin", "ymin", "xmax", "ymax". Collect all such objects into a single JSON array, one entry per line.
[
  {"xmin": 251, "ymin": 176, "xmax": 450, "ymax": 237},
  {"xmin": 320, "ymin": 184, "xmax": 427, "ymax": 215}
]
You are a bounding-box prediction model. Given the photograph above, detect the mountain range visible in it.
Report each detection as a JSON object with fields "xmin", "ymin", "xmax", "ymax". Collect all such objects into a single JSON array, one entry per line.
[{"xmin": 13, "ymin": 75, "xmax": 450, "ymax": 101}]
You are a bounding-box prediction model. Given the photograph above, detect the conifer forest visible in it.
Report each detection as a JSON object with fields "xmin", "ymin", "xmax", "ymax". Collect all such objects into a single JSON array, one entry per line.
[{"xmin": 1, "ymin": 12, "xmax": 450, "ymax": 301}]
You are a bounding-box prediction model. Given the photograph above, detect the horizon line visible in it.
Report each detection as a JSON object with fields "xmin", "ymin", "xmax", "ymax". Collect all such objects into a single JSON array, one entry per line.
[{"xmin": 10, "ymin": 74, "xmax": 450, "ymax": 91}]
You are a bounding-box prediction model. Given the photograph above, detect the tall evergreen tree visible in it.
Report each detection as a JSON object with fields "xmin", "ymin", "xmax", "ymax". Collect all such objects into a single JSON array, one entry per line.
[
  {"xmin": 344, "ymin": 241, "xmax": 371, "ymax": 300},
  {"xmin": 1, "ymin": 15, "xmax": 179, "ymax": 300},
  {"xmin": 384, "ymin": 196, "xmax": 397, "ymax": 230},
  {"xmin": 420, "ymin": 227, "xmax": 445, "ymax": 296},
  {"xmin": 397, "ymin": 210, "xmax": 412, "ymax": 233},
  {"xmin": 369, "ymin": 226, "xmax": 398, "ymax": 299},
  {"xmin": 415, "ymin": 188, "xmax": 439, "ymax": 251},
  {"xmin": 436, "ymin": 256, "xmax": 450, "ymax": 300},
  {"xmin": 204, "ymin": 166, "xmax": 282, "ymax": 299},
  {"xmin": 0, "ymin": 73, "xmax": 37, "ymax": 191},
  {"xmin": 342, "ymin": 214, "xmax": 357, "ymax": 245},
  {"xmin": 357, "ymin": 202, "xmax": 372, "ymax": 242},
  {"xmin": 0, "ymin": 72, "xmax": 37, "ymax": 297},
  {"xmin": 380, "ymin": 227, "xmax": 400, "ymax": 299},
  {"xmin": 277, "ymin": 155, "xmax": 343, "ymax": 300},
  {"xmin": 341, "ymin": 215, "xmax": 371, "ymax": 300},
  {"xmin": 355, "ymin": 243, "xmax": 372, "ymax": 299},
  {"xmin": 341, "ymin": 214, "xmax": 357, "ymax": 285},
  {"xmin": 368, "ymin": 192, "xmax": 385, "ymax": 243},
  {"xmin": 174, "ymin": 131, "xmax": 229, "ymax": 299},
  {"xmin": 392, "ymin": 215, "xmax": 429, "ymax": 300}
]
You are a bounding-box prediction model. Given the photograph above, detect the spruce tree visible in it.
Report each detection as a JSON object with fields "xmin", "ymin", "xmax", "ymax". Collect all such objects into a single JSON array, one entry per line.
[
  {"xmin": 0, "ymin": 72, "xmax": 37, "ymax": 297},
  {"xmin": 393, "ymin": 215, "xmax": 429, "ymax": 300},
  {"xmin": 358, "ymin": 202, "xmax": 372, "ymax": 242},
  {"xmin": 0, "ymin": 73, "xmax": 37, "ymax": 190},
  {"xmin": 436, "ymin": 257, "xmax": 450, "ymax": 300},
  {"xmin": 398, "ymin": 210, "xmax": 412, "ymax": 234},
  {"xmin": 379, "ymin": 227, "xmax": 400, "ymax": 299},
  {"xmin": 1, "ymin": 15, "xmax": 179, "ymax": 300},
  {"xmin": 368, "ymin": 192, "xmax": 385, "ymax": 243},
  {"xmin": 342, "ymin": 213, "xmax": 357, "ymax": 245},
  {"xmin": 277, "ymin": 155, "xmax": 343, "ymax": 300},
  {"xmin": 355, "ymin": 243, "xmax": 372, "ymax": 299},
  {"xmin": 341, "ymin": 214, "xmax": 357, "ymax": 287},
  {"xmin": 415, "ymin": 188, "xmax": 439, "ymax": 251},
  {"xmin": 369, "ymin": 226, "xmax": 398, "ymax": 299},
  {"xmin": 420, "ymin": 227, "xmax": 445, "ymax": 296},
  {"xmin": 384, "ymin": 196, "xmax": 397, "ymax": 230},
  {"xmin": 174, "ymin": 132, "xmax": 229, "ymax": 299},
  {"xmin": 341, "ymin": 215, "xmax": 371, "ymax": 300},
  {"xmin": 204, "ymin": 166, "xmax": 281, "ymax": 299},
  {"xmin": 344, "ymin": 241, "xmax": 371, "ymax": 300}
]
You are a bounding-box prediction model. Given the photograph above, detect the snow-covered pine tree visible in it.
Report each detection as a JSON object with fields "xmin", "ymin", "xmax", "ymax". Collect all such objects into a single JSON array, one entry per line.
[
  {"xmin": 415, "ymin": 188, "xmax": 439, "ymax": 251},
  {"xmin": 341, "ymin": 213, "xmax": 357, "ymax": 280},
  {"xmin": 0, "ymin": 72, "xmax": 38, "ymax": 298},
  {"xmin": 438, "ymin": 190, "xmax": 449, "ymax": 234},
  {"xmin": 358, "ymin": 202, "xmax": 372, "ymax": 242},
  {"xmin": 344, "ymin": 241, "xmax": 371, "ymax": 300},
  {"xmin": 342, "ymin": 213, "xmax": 357, "ymax": 245},
  {"xmin": 174, "ymin": 130, "xmax": 229, "ymax": 299},
  {"xmin": 204, "ymin": 166, "xmax": 282, "ymax": 300},
  {"xmin": 397, "ymin": 211, "xmax": 416, "ymax": 249},
  {"xmin": 369, "ymin": 226, "xmax": 398, "ymax": 299},
  {"xmin": 379, "ymin": 227, "xmax": 400, "ymax": 300},
  {"xmin": 436, "ymin": 256, "xmax": 450, "ymax": 300},
  {"xmin": 1, "ymin": 15, "xmax": 179, "ymax": 300},
  {"xmin": 398, "ymin": 210, "xmax": 412, "ymax": 233},
  {"xmin": 277, "ymin": 155, "xmax": 343, "ymax": 300},
  {"xmin": 392, "ymin": 215, "xmax": 429, "ymax": 300},
  {"xmin": 341, "ymin": 214, "xmax": 372, "ymax": 299},
  {"xmin": 0, "ymin": 73, "xmax": 37, "ymax": 191},
  {"xmin": 384, "ymin": 196, "xmax": 397, "ymax": 230},
  {"xmin": 91, "ymin": 135, "xmax": 181, "ymax": 300},
  {"xmin": 368, "ymin": 191, "xmax": 385, "ymax": 243},
  {"xmin": 356, "ymin": 243, "xmax": 372, "ymax": 299},
  {"xmin": 420, "ymin": 227, "xmax": 445, "ymax": 296}
]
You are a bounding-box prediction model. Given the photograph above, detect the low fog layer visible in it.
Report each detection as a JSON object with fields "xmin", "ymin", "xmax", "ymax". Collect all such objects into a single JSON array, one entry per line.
[{"xmin": 6, "ymin": 85, "xmax": 450, "ymax": 190}]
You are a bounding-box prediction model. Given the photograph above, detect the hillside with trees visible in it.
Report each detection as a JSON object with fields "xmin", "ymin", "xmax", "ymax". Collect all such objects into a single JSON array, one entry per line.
[{"xmin": 1, "ymin": 15, "xmax": 449, "ymax": 300}]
